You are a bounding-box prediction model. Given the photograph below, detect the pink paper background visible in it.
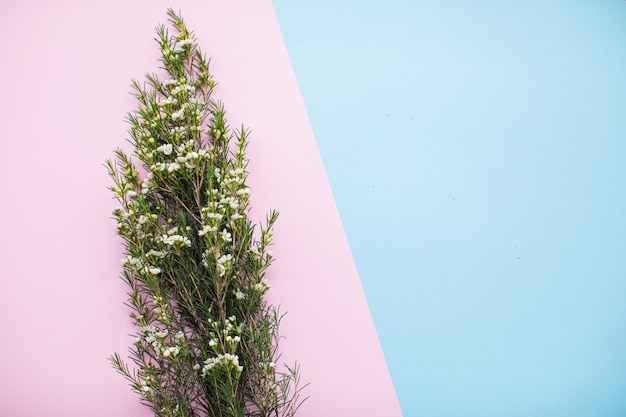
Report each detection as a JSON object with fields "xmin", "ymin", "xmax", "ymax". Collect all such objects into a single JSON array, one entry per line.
[{"xmin": 0, "ymin": 1, "xmax": 401, "ymax": 416}]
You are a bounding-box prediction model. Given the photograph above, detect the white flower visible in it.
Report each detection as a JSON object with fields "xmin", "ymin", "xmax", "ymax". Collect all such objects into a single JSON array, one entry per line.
[
  {"xmin": 159, "ymin": 96, "xmax": 177, "ymax": 106},
  {"xmin": 249, "ymin": 245, "xmax": 261, "ymax": 260},
  {"xmin": 172, "ymin": 109, "xmax": 185, "ymax": 120},
  {"xmin": 174, "ymin": 38, "xmax": 193, "ymax": 52},
  {"xmin": 157, "ymin": 144, "xmax": 173, "ymax": 155},
  {"xmin": 140, "ymin": 177, "xmax": 153, "ymax": 194},
  {"xmin": 198, "ymin": 225, "xmax": 216, "ymax": 236},
  {"xmin": 220, "ymin": 229, "xmax": 232, "ymax": 242},
  {"xmin": 254, "ymin": 278, "xmax": 271, "ymax": 292},
  {"xmin": 161, "ymin": 234, "xmax": 192, "ymax": 247},
  {"xmin": 170, "ymin": 126, "xmax": 186, "ymax": 135},
  {"xmin": 217, "ymin": 254, "xmax": 232, "ymax": 276},
  {"xmin": 179, "ymin": 38, "xmax": 193, "ymax": 47},
  {"xmin": 205, "ymin": 212, "xmax": 223, "ymax": 221},
  {"xmin": 218, "ymin": 254, "xmax": 232, "ymax": 263},
  {"xmin": 147, "ymin": 249, "xmax": 168, "ymax": 258},
  {"xmin": 163, "ymin": 346, "xmax": 180, "ymax": 357},
  {"xmin": 167, "ymin": 162, "xmax": 181, "ymax": 173}
]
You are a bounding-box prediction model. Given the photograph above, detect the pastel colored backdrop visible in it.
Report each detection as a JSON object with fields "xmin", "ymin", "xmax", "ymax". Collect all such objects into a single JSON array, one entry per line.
[
  {"xmin": 272, "ymin": 1, "xmax": 626, "ymax": 416},
  {"xmin": 0, "ymin": 1, "xmax": 400, "ymax": 416}
]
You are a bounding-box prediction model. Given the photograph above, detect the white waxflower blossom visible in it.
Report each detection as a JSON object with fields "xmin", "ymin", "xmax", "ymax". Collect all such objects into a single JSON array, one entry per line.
[
  {"xmin": 140, "ymin": 177, "xmax": 153, "ymax": 194},
  {"xmin": 159, "ymin": 96, "xmax": 178, "ymax": 106},
  {"xmin": 152, "ymin": 162, "xmax": 166, "ymax": 172},
  {"xmin": 249, "ymin": 245, "xmax": 261, "ymax": 260},
  {"xmin": 163, "ymin": 346, "xmax": 180, "ymax": 358},
  {"xmin": 254, "ymin": 278, "xmax": 271, "ymax": 292},
  {"xmin": 198, "ymin": 225, "xmax": 209, "ymax": 236},
  {"xmin": 172, "ymin": 109, "xmax": 185, "ymax": 120},
  {"xmin": 178, "ymin": 38, "xmax": 193, "ymax": 47},
  {"xmin": 219, "ymin": 197, "xmax": 239, "ymax": 210},
  {"xmin": 170, "ymin": 126, "xmax": 187, "ymax": 135},
  {"xmin": 171, "ymin": 84, "xmax": 195, "ymax": 95},
  {"xmin": 220, "ymin": 229, "xmax": 232, "ymax": 242},
  {"xmin": 218, "ymin": 254, "xmax": 232, "ymax": 263},
  {"xmin": 201, "ymin": 357, "xmax": 218, "ymax": 375},
  {"xmin": 167, "ymin": 162, "xmax": 181, "ymax": 173},
  {"xmin": 161, "ymin": 234, "xmax": 192, "ymax": 247},
  {"xmin": 148, "ymin": 249, "xmax": 168, "ymax": 258},
  {"xmin": 205, "ymin": 212, "xmax": 223, "ymax": 221},
  {"xmin": 121, "ymin": 255, "xmax": 139, "ymax": 267},
  {"xmin": 201, "ymin": 249, "xmax": 210, "ymax": 268},
  {"xmin": 216, "ymin": 254, "xmax": 232, "ymax": 276},
  {"xmin": 157, "ymin": 144, "xmax": 173, "ymax": 155}
]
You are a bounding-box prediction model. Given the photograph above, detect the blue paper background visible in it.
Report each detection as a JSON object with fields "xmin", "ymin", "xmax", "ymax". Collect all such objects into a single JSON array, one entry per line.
[{"xmin": 273, "ymin": 1, "xmax": 626, "ymax": 416}]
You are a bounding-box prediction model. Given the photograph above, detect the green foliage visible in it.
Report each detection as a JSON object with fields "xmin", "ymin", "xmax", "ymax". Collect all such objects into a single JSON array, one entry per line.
[{"xmin": 106, "ymin": 9, "xmax": 306, "ymax": 417}]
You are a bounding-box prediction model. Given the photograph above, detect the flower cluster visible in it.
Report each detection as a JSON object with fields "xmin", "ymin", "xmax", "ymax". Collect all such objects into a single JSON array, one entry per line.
[
  {"xmin": 107, "ymin": 9, "xmax": 305, "ymax": 417},
  {"xmin": 137, "ymin": 325, "xmax": 183, "ymax": 358}
]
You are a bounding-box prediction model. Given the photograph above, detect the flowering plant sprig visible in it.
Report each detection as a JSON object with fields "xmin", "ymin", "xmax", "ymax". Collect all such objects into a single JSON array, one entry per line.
[{"xmin": 106, "ymin": 9, "xmax": 306, "ymax": 417}]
